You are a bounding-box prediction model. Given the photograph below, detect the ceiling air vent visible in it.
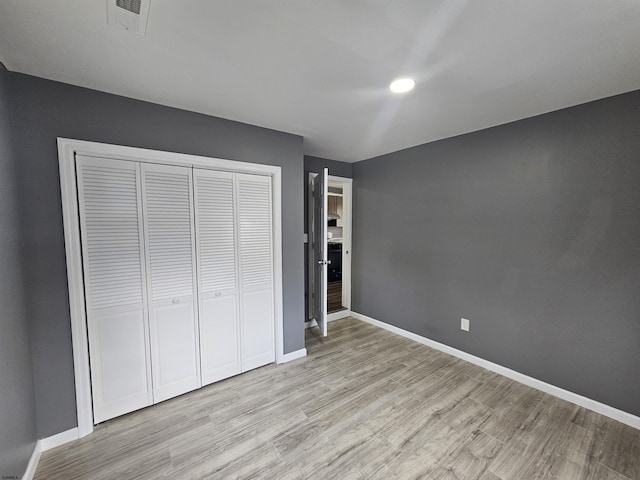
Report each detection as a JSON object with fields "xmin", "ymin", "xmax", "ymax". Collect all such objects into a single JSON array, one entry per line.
[
  {"xmin": 107, "ymin": 0, "xmax": 150, "ymax": 36},
  {"xmin": 117, "ymin": 0, "xmax": 141, "ymax": 15}
]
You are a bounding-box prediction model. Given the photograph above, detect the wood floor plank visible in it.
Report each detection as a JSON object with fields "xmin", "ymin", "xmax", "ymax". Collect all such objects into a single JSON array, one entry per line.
[
  {"xmin": 599, "ymin": 421, "xmax": 640, "ymax": 479},
  {"xmin": 34, "ymin": 317, "xmax": 640, "ymax": 480},
  {"xmin": 488, "ymin": 396, "xmax": 583, "ymax": 479},
  {"xmin": 425, "ymin": 429, "xmax": 504, "ymax": 480},
  {"xmin": 478, "ymin": 385, "xmax": 545, "ymax": 444},
  {"xmin": 585, "ymin": 463, "xmax": 636, "ymax": 480}
]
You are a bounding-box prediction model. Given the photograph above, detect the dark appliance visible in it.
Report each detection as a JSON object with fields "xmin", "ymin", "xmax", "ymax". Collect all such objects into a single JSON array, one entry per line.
[{"xmin": 327, "ymin": 243, "xmax": 342, "ymax": 282}]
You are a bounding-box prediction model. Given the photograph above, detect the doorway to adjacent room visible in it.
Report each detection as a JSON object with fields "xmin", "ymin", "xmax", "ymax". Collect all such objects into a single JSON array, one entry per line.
[{"xmin": 308, "ymin": 171, "xmax": 352, "ymax": 337}]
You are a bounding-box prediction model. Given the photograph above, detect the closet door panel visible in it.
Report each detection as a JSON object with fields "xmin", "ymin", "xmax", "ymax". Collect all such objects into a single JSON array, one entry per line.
[
  {"xmin": 141, "ymin": 164, "xmax": 200, "ymax": 403},
  {"xmin": 76, "ymin": 155, "xmax": 151, "ymax": 423},
  {"xmin": 241, "ymin": 287, "xmax": 274, "ymax": 370},
  {"xmin": 194, "ymin": 170, "xmax": 241, "ymax": 385},
  {"xmin": 200, "ymin": 291, "xmax": 241, "ymax": 383},
  {"xmin": 92, "ymin": 310, "xmax": 149, "ymax": 422},
  {"xmin": 237, "ymin": 173, "xmax": 275, "ymax": 371},
  {"xmin": 149, "ymin": 299, "xmax": 198, "ymax": 401}
]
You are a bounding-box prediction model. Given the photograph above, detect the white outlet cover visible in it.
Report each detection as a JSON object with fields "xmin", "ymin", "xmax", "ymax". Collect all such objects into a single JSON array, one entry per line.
[{"xmin": 461, "ymin": 318, "xmax": 470, "ymax": 332}]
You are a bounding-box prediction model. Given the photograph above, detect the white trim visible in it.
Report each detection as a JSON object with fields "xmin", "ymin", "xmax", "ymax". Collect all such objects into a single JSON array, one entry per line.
[
  {"xmin": 328, "ymin": 175, "xmax": 352, "ymax": 312},
  {"xmin": 39, "ymin": 428, "xmax": 80, "ymax": 451},
  {"xmin": 328, "ymin": 309, "xmax": 351, "ymax": 322},
  {"xmin": 58, "ymin": 138, "xmax": 284, "ymax": 437},
  {"xmin": 22, "ymin": 441, "xmax": 41, "ymax": 480},
  {"xmin": 58, "ymin": 138, "xmax": 281, "ymax": 175},
  {"xmin": 351, "ymin": 311, "xmax": 640, "ymax": 430},
  {"xmin": 328, "ymin": 176, "xmax": 353, "ymax": 184},
  {"xmin": 281, "ymin": 348, "xmax": 307, "ymax": 363},
  {"xmin": 273, "ymin": 169, "xmax": 284, "ymax": 364},
  {"xmin": 58, "ymin": 144, "xmax": 93, "ymax": 438},
  {"xmin": 305, "ymin": 310, "xmax": 350, "ymax": 329},
  {"xmin": 22, "ymin": 428, "xmax": 80, "ymax": 479}
]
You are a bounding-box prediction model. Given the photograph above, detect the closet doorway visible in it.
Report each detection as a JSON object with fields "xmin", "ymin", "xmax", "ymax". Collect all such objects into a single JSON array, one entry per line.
[{"xmin": 59, "ymin": 138, "xmax": 284, "ymax": 437}]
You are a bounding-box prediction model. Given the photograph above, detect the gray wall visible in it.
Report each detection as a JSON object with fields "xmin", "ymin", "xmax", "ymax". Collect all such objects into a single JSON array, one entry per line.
[
  {"xmin": 0, "ymin": 68, "xmax": 37, "ymax": 477},
  {"xmin": 352, "ymin": 90, "xmax": 640, "ymax": 416},
  {"xmin": 303, "ymin": 156, "xmax": 353, "ymax": 319},
  {"xmin": 5, "ymin": 71, "xmax": 305, "ymax": 438}
]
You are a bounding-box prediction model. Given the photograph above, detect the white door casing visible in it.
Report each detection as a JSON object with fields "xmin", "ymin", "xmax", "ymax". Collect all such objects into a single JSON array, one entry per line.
[
  {"xmin": 59, "ymin": 138, "xmax": 285, "ymax": 437},
  {"xmin": 328, "ymin": 176, "xmax": 353, "ymax": 313}
]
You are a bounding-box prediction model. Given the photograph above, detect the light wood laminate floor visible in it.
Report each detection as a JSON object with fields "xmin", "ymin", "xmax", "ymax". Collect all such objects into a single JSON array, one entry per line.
[{"xmin": 35, "ymin": 318, "xmax": 640, "ymax": 480}]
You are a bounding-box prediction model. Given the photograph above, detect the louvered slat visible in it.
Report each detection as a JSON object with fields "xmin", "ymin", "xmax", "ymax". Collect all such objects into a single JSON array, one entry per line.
[
  {"xmin": 237, "ymin": 176, "xmax": 272, "ymax": 287},
  {"xmin": 78, "ymin": 160, "xmax": 145, "ymax": 311},
  {"xmin": 142, "ymin": 168, "xmax": 194, "ymax": 301},
  {"xmin": 195, "ymin": 173, "xmax": 237, "ymax": 292}
]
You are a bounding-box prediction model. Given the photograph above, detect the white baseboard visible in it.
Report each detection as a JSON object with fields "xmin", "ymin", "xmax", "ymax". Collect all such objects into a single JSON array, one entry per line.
[
  {"xmin": 39, "ymin": 427, "xmax": 79, "ymax": 451},
  {"xmin": 305, "ymin": 310, "xmax": 351, "ymax": 329},
  {"xmin": 22, "ymin": 441, "xmax": 41, "ymax": 480},
  {"xmin": 280, "ymin": 348, "xmax": 307, "ymax": 363},
  {"xmin": 351, "ymin": 311, "xmax": 640, "ymax": 430},
  {"xmin": 22, "ymin": 427, "xmax": 79, "ymax": 480},
  {"xmin": 328, "ymin": 310, "xmax": 351, "ymax": 322}
]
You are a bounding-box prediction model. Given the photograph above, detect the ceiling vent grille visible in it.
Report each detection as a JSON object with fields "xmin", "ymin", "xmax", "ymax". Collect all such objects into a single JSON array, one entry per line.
[
  {"xmin": 116, "ymin": 0, "xmax": 141, "ymax": 15},
  {"xmin": 107, "ymin": 0, "xmax": 150, "ymax": 36}
]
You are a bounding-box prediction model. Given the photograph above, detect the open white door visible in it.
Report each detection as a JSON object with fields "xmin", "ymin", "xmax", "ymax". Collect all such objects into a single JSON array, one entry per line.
[{"xmin": 311, "ymin": 168, "xmax": 329, "ymax": 336}]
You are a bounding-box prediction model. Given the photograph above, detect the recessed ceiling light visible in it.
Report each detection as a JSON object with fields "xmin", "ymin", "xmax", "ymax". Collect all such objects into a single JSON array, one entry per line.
[{"xmin": 389, "ymin": 78, "xmax": 415, "ymax": 94}]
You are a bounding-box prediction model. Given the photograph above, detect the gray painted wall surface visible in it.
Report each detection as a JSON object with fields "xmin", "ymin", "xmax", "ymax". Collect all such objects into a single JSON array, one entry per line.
[
  {"xmin": 6, "ymin": 72, "xmax": 305, "ymax": 438},
  {"xmin": 303, "ymin": 156, "xmax": 353, "ymax": 320},
  {"xmin": 352, "ymin": 90, "xmax": 640, "ymax": 416},
  {"xmin": 0, "ymin": 69, "xmax": 37, "ymax": 477}
]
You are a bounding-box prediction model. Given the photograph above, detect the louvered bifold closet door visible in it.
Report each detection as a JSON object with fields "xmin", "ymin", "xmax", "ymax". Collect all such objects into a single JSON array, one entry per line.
[
  {"xmin": 76, "ymin": 155, "xmax": 152, "ymax": 423},
  {"xmin": 193, "ymin": 169, "xmax": 242, "ymax": 385},
  {"xmin": 236, "ymin": 173, "xmax": 275, "ymax": 371},
  {"xmin": 141, "ymin": 164, "xmax": 201, "ymax": 403}
]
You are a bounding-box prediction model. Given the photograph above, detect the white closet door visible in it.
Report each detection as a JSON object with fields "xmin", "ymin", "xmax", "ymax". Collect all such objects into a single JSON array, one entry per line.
[
  {"xmin": 236, "ymin": 173, "xmax": 275, "ymax": 371},
  {"xmin": 141, "ymin": 164, "xmax": 200, "ymax": 403},
  {"xmin": 76, "ymin": 155, "xmax": 152, "ymax": 423},
  {"xmin": 193, "ymin": 169, "xmax": 242, "ymax": 385}
]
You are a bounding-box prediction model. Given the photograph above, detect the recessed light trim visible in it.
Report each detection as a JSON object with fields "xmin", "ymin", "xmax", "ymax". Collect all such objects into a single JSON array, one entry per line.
[{"xmin": 389, "ymin": 78, "xmax": 415, "ymax": 93}]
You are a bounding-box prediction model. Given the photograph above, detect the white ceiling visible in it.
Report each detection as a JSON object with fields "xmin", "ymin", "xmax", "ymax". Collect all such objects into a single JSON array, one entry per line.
[{"xmin": 1, "ymin": 1, "xmax": 640, "ymax": 162}]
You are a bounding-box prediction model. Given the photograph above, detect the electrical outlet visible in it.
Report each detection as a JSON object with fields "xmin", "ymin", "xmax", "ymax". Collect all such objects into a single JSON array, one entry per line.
[{"xmin": 461, "ymin": 318, "xmax": 470, "ymax": 332}]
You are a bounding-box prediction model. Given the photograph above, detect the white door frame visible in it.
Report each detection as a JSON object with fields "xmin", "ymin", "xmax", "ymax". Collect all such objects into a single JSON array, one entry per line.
[
  {"xmin": 307, "ymin": 174, "xmax": 353, "ymax": 325},
  {"xmin": 329, "ymin": 175, "xmax": 353, "ymax": 316},
  {"xmin": 58, "ymin": 138, "xmax": 284, "ymax": 438}
]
